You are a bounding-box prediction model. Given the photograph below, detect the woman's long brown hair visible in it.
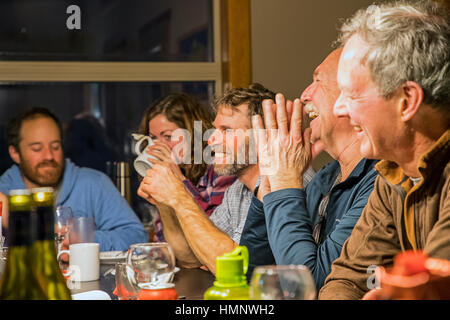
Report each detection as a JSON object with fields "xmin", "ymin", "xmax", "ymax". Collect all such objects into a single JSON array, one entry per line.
[{"xmin": 139, "ymin": 93, "xmax": 213, "ymax": 185}]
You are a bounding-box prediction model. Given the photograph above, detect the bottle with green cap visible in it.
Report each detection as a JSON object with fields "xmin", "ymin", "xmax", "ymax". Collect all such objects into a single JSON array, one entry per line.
[{"xmin": 204, "ymin": 246, "xmax": 250, "ymax": 300}]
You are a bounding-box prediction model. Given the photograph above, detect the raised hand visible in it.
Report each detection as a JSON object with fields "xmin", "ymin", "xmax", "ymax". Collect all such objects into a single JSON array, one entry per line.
[
  {"xmin": 252, "ymin": 93, "xmax": 313, "ymax": 192},
  {"xmin": 137, "ymin": 162, "xmax": 187, "ymax": 207},
  {"xmin": 146, "ymin": 141, "xmax": 186, "ymax": 181}
]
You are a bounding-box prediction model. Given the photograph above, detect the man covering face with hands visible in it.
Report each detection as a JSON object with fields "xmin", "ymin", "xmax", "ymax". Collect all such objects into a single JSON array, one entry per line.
[{"xmin": 240, "ymin": 49, "xmax": 378, "ymax": 289}]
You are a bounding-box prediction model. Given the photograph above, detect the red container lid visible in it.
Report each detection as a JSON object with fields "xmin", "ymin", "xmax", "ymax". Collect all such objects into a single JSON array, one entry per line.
[
  {"xmin": 138, "ymin": 288, "xmax": 178, "ymax": 300},
  {"xmin": 137, "ymin": 283, "xmax": 178, "ymax": 300}
]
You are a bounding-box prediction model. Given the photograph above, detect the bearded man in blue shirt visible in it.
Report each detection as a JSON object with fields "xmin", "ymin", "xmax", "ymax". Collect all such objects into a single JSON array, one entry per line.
[{"xmin": 0, "ymin": 107, "xmax": 148, "ymax": 251}]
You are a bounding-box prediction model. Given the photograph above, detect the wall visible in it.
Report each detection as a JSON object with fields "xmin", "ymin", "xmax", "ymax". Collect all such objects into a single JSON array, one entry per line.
[{"xmin": 250, "ymin": 0, "xmax": 380, "ymax": 170}]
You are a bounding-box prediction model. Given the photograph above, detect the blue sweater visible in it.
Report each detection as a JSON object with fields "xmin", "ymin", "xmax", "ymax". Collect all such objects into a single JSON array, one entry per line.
[
  {"xmin": 0, "ymin": 159, "xmax": 148, "ymax": 251},
  {"xmin": 240, "ymin": 158, "xmax": 378, "ymax": 289}
]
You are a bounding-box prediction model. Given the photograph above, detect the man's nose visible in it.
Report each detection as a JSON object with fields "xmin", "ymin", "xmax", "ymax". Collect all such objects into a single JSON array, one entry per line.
[
  {"xmin": 300, "ymin": 84, "xmax": 313, "ymax": 104},
  {"xmin": 42, "ymin": 146, "xmax": 56, "ymax": 160},
  {"xmin": 333, "ymin": 93, "xmax": 349, "ymax": 118}
]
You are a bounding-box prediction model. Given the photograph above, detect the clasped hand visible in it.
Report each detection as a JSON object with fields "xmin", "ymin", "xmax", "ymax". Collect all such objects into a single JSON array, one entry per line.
[
  {"xmin": 252, "ymin": 93, "xmax": 313, "ymax": 198},
  {"xmin": 137, "ymin": 141, "xmax": 187, "ymax": 206}
]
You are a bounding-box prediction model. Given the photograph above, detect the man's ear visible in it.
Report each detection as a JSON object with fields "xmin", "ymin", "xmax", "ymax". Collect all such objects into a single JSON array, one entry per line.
[
  {"xmin": 9, "ymin": 145, "xmax": 21, "ymax": 165},
  {"xmin": 399, "ymin": 81, "xmax": 424, "ymax": 122}
]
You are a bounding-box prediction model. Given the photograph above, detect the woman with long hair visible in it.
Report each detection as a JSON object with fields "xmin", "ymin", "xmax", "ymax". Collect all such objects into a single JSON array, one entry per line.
[{"xmin": 138, "ymin": 93, "xmax": 236, "ymax": 242}]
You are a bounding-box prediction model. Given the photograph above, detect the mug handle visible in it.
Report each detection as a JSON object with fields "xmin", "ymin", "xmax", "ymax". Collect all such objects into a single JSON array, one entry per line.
[{"xmin": 134, "ymin": 136, "xmax": 154, "ymax": 156}]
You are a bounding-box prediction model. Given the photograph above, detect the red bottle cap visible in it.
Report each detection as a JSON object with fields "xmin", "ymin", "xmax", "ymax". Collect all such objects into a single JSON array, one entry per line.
[{"xmin": 137, "ymin": 283, "xmax": 178, "ymax": 300}]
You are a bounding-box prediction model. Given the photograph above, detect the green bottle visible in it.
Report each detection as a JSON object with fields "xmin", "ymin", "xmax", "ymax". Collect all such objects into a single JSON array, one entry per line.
[
  {"xmin": 0, "ymin": 189, "xmax": 47, "ymax": 300},
  {"xmin": 31, "ymin": 187, "xmax": 72, "ymax": 300},
  {"xmin": 204, "ymin": 246, "xmax": 250, "ymax": 300}
]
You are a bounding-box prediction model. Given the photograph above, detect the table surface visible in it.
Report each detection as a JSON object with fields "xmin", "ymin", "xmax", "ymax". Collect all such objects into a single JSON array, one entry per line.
[{"xmin": 71, "ymin": 263, "xmax": 216, "ymax": 300}]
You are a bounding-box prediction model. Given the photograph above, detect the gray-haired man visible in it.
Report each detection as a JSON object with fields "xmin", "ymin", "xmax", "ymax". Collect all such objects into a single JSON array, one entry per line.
[{"xmin": 320, "ymin": 0, "xmax": 450, "ymax": 299}]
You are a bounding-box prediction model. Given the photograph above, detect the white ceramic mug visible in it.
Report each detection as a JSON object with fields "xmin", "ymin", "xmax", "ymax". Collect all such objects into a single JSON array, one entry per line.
[
  {"xmin": 58, "ymin": 243, "xmax": 100, "ymax": 282},
  {"xmin": 134, "ymin": 136, "xmax": 157, "ymax": 177}
]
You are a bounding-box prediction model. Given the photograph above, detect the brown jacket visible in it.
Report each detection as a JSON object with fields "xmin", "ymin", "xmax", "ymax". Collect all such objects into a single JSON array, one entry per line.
[{"xmin": 319, "ymin": 130, "xmax": 450, "ymax": 300}]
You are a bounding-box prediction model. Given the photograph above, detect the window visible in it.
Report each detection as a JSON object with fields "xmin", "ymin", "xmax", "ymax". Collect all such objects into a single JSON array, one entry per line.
[
  {"xmin": 0, "ymin": 0, "xmax": 225, "ymax": 220},
  {"xmin": 0, "ymin": 0, "xmax": 214, "ymax": 62}
]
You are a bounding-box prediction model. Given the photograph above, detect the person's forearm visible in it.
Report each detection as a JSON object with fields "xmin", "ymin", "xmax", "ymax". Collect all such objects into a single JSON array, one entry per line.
[
  {"xmin": 269, "ymin": 174, "xmax": 303, "ymax": 192},
  {"xmin": 156, "ymin": 203, "xmax": 202, "ymax": 268},
  {"xmin": 264, "ymin": 189, "xmax": 316, "ymax": 263},
  {"xmin": 169, "ymin": 192, "xmax": 237, "ymax": 274},
  {"xmin": 319, "ymin": 279, "xmax": 365, "ymax": 300}
]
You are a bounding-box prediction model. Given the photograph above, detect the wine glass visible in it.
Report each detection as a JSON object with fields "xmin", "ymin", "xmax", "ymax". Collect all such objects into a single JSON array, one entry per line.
[
  {"xmin": 54, "ymin": 206, "xmax": 73, "ymax": 257},
  {"xmin": 250, "ymin": 265, "xmax": 317, "ymax": 300},
  {"xmin": 126, "ymin": 242, "xmax": 176, "ymax": 288}
]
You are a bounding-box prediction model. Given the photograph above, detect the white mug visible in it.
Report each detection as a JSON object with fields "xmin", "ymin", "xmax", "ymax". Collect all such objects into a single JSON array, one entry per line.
[
  {"xmin": 134, "ymin": 136, "xmax": 157, "ymax": 177},
  {"xmin": 58, "ymin": 243, "xmax": 100, "ymax": 282}
]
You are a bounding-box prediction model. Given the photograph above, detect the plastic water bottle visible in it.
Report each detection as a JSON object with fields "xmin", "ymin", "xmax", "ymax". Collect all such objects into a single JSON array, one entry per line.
[{"xmin": 204, "ymin": 246, "xmax": 250, "ymax": 300}]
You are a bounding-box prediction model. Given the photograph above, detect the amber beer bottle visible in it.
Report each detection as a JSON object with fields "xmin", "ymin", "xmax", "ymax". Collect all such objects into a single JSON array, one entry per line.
[
  {"xmin": 0, "ymin": 189, "xmax": 47, "ymax": 299},
  {"xmin": 31, "ymin": 187, "xmax": 72, "ymax": 300}
]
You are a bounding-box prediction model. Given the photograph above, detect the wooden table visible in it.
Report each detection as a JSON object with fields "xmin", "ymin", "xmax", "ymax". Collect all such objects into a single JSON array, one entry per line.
[{"xmin": 71, "ymin": 263, "xmax": 215, "ymax": 300}]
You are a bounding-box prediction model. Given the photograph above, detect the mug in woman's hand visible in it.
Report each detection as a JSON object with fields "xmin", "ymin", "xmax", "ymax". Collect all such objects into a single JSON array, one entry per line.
[{"xmin": 133, "ymin": 135, "xmax": 157, "ymax": 177}]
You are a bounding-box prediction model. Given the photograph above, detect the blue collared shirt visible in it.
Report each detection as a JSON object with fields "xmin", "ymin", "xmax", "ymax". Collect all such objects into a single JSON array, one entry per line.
[{"xmin": 240, "ymin": 158, "xmax": 378, "ymax": 289}]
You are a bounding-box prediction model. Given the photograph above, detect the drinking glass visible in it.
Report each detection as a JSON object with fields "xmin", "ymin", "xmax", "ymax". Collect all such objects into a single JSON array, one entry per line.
[
  {"xmin": 126, "ymin": 242, "xmax": 176, "ymax": 288},
  {"xmin": 69, "ymin": 216, "xmax": 95, "ymax": 244},
  {"xmin": 141, "ymin": 204, "xmax": 157, "ymax": 242},
  {"xmin": 54, "ymin": 206, "xmax": 73, "ymax": 252},
  {"xmin": 250, "ymin": 265, "xmax": 317, "ymax": 300},
  {"xmin": 115, "ymin": 262, "xmax": 139, "ymax": 300}
]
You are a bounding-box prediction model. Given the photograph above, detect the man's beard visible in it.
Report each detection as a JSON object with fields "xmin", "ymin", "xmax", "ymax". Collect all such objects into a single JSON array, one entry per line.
[
  {"xmin": 213, "ymin": 162, "xmax": 251, "ymax": 177},
  {"xmin": 20, "ymin": 159, "xmax": 64, "ymax": 188},
  {"xmin": 212, "ymin": 140, "xmax": 254, "ymax": 177}
]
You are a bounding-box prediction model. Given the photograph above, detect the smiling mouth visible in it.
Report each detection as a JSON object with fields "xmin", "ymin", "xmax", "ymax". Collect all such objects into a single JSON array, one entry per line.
[
  {"xmin": 212, "ymin": 148, "xmax": 230, "ymax": 162},
  {"xmin": 304, "ymin": 103, "xmax": 319, "ymax": 119},
  {"xmin": 214, "ymin": 152, "xmax": 227, "ymax": 159},
  {"xmin": 38, "ymin": 164, "xmax": 58, "ymax": 170}
]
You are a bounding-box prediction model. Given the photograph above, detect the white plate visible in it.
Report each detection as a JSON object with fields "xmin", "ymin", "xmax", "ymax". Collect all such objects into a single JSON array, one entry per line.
[
  {"xmin": 72, "ymin": 290, "xmax": 111, "ymax": 300},
  {"xmin": 100, "ymin": 251, "xmax": 127, "ymax": 264}
]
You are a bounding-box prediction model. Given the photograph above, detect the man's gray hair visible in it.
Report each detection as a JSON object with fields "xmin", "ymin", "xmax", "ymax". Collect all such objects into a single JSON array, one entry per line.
[{"xmin": 338, "ymin": 0, "xmax": 450, "ymax": 110}]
